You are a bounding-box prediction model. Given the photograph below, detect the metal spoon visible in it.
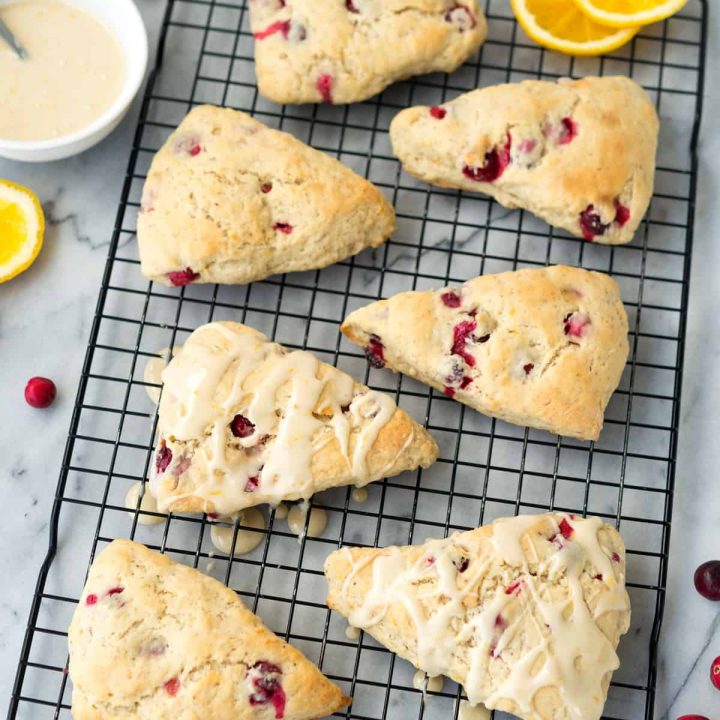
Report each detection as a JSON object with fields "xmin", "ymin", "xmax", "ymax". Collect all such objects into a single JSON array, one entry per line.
[{"xmin": 0, "ymin": 18, "xmax": 27, "ymax": 59}]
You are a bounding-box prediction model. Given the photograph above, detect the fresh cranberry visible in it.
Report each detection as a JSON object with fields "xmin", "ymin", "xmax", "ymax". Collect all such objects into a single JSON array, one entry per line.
[
  {"xmin": 24, "ymin": 377, "xmax": 56, "ymax": 408},
  {"xmin": 441, "ymin": 290, "xmax": 461, "ymax": 308},
  {"xmin": 365, "ymin": 335, "xmax": 385, "ymax": 368},
  {"xmin": 523, "ymin": 363, "xmax": 534, "ymax": 375},
  {"xmin": 559, "ymin": 517, "xmax": 574, "ymax": 539},
  {"xmin": 430, "ymin": 106, "xmax": 447, "ymax": 119},
  {"xmin": 456, "ymin": 557, "xmax": 469, "ymax": 573},
  {"xmin": 86, "ymin": 594, "xmax": 98, "ymax": 606},
  {"xmin": 167, "ymin": 268, "xmax": 199, "ymax": 286},
  {"xmin": 451, "ymin": 320, "xmax": 477, "ymax": 367},
  {"xmin": 231, "ymin": 414, "xmax": 256, "ymax": 438},
  {"xmin": 345, "ymin": 0, "xmax": 359, "ymax": 12},
  {"xmin": 190, "ymin": 145, "xmax": 202, "ymax": 156},
  {"xmin": 164, "ymin": 677, "xmax": 180, "ymax": 696},
  {"xmin": 245, "ymin": 476, "xmax": 260, "ymax": 493},
  {"xmin": 712, "ymin": 656, "xmax": 720, "ymax": 690},
  {"xmin": 444, "ymin": 3, "xmax": 477, "ymax": 30},
  {"xmin": 463, "ymin": 134, "xmax": 511, "ymax": 183},
  {"xmin": 155, "ymin": 442, "xmax": 172, "ymax": 474},
  {"xmin": 558, "ymin": 117, "xmax": 578, "ymax": 145},
  {"xmin": 253, "ymin": 19, "xmax": 291, "ymax": 40},
  {"xmin": 107, "ymin": 586, "xmax": 124, "ymax": 596},
  {"xmin": 579, "ymin": 205, "xmax": 609, "ymax": 241},
  {"xmin": 614, "ymin": 198, "xmax": 631, "ymax": 226},
  {"xmin": 505, "ymin": 580, "xmax": 523, "ymax": 596},
  {"xmin": 564, "ymin": 312, "xmax": 591, "ymax": 338},
  {"xmin": 261, "ymin": 182, "xmax": 272, "ymax": 193},
  {"xmin": 694, "ymin": 561, "xmax": 720, "ymax": 601},
  {"xmin": 316, "ymin": 74, "xmax": 334, "ymax": 104},
  {"xmin": 248, "ymin": 661, "xmax": 286, "ymax": 719}
]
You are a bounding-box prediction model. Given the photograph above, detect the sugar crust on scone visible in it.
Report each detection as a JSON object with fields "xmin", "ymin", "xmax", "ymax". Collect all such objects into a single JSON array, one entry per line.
[
  {"xmin": 68, "ymin": 540, "xmax": 350, "ymax": 719},
  {"xmin": 149, "ymin": 322, "xmax": 438, "ymax": 516},
  {"xmin": 390, "ymin": 76, "xmax": 658, "ymax": 245},
  {"xmin": 341, "ymin": 265, "xmax": 629, "ymax": 440},
  {"xmin": 325, "ymin": 513, "xmax": 631, "ymax": 720},
  {"xmin": 249, "ymin": 0, "xmax": 488, "ymax": 105},
  {"xmin": 137, "ymin": 105, "xmax": 395, "ymax": 286}
]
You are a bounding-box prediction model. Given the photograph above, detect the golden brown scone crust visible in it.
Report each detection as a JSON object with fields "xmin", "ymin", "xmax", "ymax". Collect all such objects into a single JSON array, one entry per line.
[
  {"xmin": 325, "ymin": 513, "xmax": 631, "ymax": 720},
  {"xmin": 249, "ymin": 0, "xmax": 487, "ymax": 105},
  {"xmin": 341, "ymin": 265, "xmax": 629, "ymax": 440},
  {"xmin": 390, "ymin": 76, "xmax": 658, "ymax": 245},
  {"xmin": 137, "ymin": 105, "xmax": 395, "ymax": 286},
  {"xmin": 150, "ymin": 322, "xmax": 438, "ymax": 515},
  {"xmin": 68, "ymin": 540, "xmax": 350, "ymax": 720}
]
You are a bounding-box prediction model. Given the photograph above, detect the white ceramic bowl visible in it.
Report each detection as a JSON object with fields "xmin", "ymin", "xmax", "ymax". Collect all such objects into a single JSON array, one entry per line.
[{"xmin": 0, "ymin": 0, "xmax": 148, "ymax": 162}]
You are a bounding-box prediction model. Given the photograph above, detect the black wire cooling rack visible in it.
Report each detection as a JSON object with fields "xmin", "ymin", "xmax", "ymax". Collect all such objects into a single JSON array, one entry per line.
[{"xmin": 8, "ymin": 1, "xmax": 708, "ymax": 718}]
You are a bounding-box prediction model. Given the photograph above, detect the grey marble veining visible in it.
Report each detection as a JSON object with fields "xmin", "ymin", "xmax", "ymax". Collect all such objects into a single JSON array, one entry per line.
[{"xmin": 0, "ymin": 1, "xmax": 717, "ymax": 718}]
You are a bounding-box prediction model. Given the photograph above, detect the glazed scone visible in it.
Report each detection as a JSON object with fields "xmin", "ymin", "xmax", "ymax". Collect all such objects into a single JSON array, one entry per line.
[
  {"xmin": 149, "ymin": 321, "xmax": 438, "ymax": 515},
  {"xmin": 390, "ymin": 76, "xmax": 658, "ymax": 245},
  {"xmin": 137, "ymin": 105, "xmax": 395, "ymax": 286},
  {"xmin": 325, "ymin": 513, "xmax": 631, "ymax": 720},
  {"xmin": 249, "ymin": 0, "xmax": 487, "ymax": 105},
  {"xmin": 341, "ymin": 265, "xmax": 629, "ymax": 440},
  {"xmin": 68, "ymin": 540, "xmax": 350, "ymax": 720}
]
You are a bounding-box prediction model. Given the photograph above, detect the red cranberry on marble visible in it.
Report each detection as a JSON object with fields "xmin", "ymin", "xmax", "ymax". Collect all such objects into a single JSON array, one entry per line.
[
  {"xmin": 25, "ymin": 377, "xmax": 57, "ymax": 408},
  {"xmin": 364, "ymin": 335, "xmax": 385, "ymax": 368},
  {"xmin": 430, "ymin": 106, "xmax": 447, "ymax": 119},
  {"xmin": 273, "ymin": 222, "xmax": 293, "ymax": 234},
  {"xmin": 558, "ymin": 117, "xmax": 578, "ymax": 145},
  {"xmin": 694, "ymin": 561, "xmax": 720, "ymax": 601},
  {"xmin": 444, "ymin": 3, "xmax": 477, "ymax": 30},
  {"xmin": 253, "ymin": 19, "xmax": 291, "ymax": 40},
  {"xmin": 167, "ymin": 268, "xmax": 199, "ymax": 286},
  {"xmin": 316, "ymin": 74, "xmax": 334, "ymax": 104},
  {"xmin": 248, "ymin": 661, "xmax": 286, "ymax": 719},
  {"xmin": 231, "ymin": 414, "xmax": 256, "ymax": 438},
  {"xmin": 711, "ymin": 656, "xmax": 720, "ymax": 690},
  {"xmin": 441, "ymin": 290, "xmax": 461, "ymax": 308},
  {"xmin": 164, "ymin": 677, "xmax": 180, "ymax": 696},
  {"xmin": 463, "ymin": 133, "xmax": 511, "ymax": 183},
  {"xmin": 155, "ymin": 441, "xmax": 173, "ymax": 474}
]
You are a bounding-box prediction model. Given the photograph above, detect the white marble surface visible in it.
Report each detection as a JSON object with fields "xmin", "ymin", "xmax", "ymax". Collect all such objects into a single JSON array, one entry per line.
[{"xmin": 0, "ymin": 2, "xmax": 718, "ymax": 718}]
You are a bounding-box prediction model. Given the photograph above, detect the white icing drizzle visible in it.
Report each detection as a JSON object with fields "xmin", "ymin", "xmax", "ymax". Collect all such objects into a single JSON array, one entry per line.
[
  {"xmin": 287, "ymin": 502, "xmax": 328, "ymax": 543},
  {"xmin": 413, "ymin": 670, "xmax": 444, "ymax": 693},
  {"xmin": 209, "ymin": 508, "xmax": 266, "ymax": 556},
  {"xmin": 274, "ymin": 503, "xmax": 289, "ymax": 520},
  {"xmin": 151, "ymin": 323, "xmax": 404, "ymax": 514},
  {"xmin": 124, "ymin": 482, "xmax": 165, "ymax": 525},
  {"xmin": 143, "ymin": 346, "xmax": 182, "ymax": 405},
  {"xmin": 351, "ymin": 486, "xmax": 369, "ymax": 503},
  {"xmin": 338, "ymin": 513, "xmax": 629, "ymax": 720},
  {"xmin": 345, "ymin": 624, "xmax": 361, "ymax": 641}
]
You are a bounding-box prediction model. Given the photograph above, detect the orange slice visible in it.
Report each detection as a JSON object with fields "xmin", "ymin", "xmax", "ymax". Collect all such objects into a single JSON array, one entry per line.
[{"xmin": 572, "ymin": 0, "xmax": 688, "ymax": 28}]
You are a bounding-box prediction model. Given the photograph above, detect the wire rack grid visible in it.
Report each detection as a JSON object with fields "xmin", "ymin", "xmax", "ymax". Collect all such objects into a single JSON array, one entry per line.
[{"xmin": 8, "ymin": 1, "xmax": 708, "ymax": 719}]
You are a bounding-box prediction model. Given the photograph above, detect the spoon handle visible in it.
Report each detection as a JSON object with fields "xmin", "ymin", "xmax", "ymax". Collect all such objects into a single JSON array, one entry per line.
[{"xmin": 0, "ymin": 18, "xmax": 28, "ymax": 60}]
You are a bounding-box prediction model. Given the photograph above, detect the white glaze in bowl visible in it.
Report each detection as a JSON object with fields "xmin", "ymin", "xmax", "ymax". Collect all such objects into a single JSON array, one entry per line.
[{"xmin": 0, "ymin": 0, "xmax": 148, "ymax": 162}]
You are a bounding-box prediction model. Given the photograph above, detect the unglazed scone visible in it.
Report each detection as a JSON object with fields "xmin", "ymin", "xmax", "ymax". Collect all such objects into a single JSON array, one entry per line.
[
  {"xmin": 325, "ymin": 513, "xmax": 631, "ymax": 720},
  {"xmin": 68, "ymin": 540, "xmax": 350, "ymax": 720},
  {"xmin": 341, "ymin": 265, "xmax": 629, "ymax": 440},
  {"xmin": 137, "ymin": 105, "xmax": 395, "ymax": 286},
  {"xmin": 249, "ymin": 0, "xmax": 487, "ymax": 105},
  {"xmin": 390, "ymin": 76, "xmax": 658, "ymax": 245},
  {"xmin": 149, "ymin": 322, "xmax": 438, "ymax": 515}
]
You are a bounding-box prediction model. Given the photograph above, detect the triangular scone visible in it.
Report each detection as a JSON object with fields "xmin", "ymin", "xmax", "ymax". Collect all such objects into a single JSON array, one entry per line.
[
  {"xmin": 341, "ymin": 265, "xmax": 628, "ymax": 440},
  {"xmin": 325, "ymin": 513, "xmax": 631, "ymax": 720},
  {"xmin": 68, "ymin": 540, "xmax": 350, "ymax": 720},
  {"xmin": 137, "ymin": 105, "xmax": 395, "ymax": 286},
  {"xmin": 149, "ymin": 322, "xmax": 438, "ymax": 515},
  {"xmin": 249, "ymin": 1, "xmax": 487, "ymax": 105},
  {"xmin": 390, "ymin": 76, "xmax": 658, "ymax": 245}
]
